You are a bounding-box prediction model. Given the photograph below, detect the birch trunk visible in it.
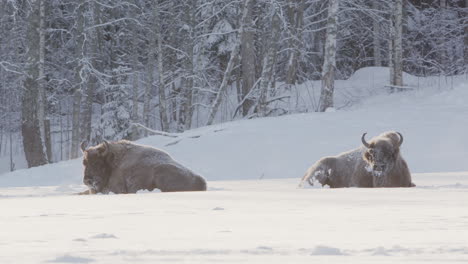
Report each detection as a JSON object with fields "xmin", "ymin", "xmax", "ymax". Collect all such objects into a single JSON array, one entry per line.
[
  {"xmin": 37, "ymin": 0, "xmax": 49, "ymax": 161},
  {"xmin": 21, "ymin": 0, "xmax": 48, "ymax": 167},
  {"xmin": 465, "ymin": 0, "xmax": 468, "ymax": 68},
  {"xmin": 44, "ymin": 119, "xmax": 52, "ymax": 162},
  {"xmin": 182, "ymin": 1, "xmax": 196, "ymax": 131},
  {"xmin": 240, "ymin": 0, "xmax": 256, "ymax": 116},
  {"xmin": 131, "ymin": 69, "xmax": 139, "ymax": 122},
  {"xmin": 463, "ymin": 0, "xmax": 468, "ymax": 68},
  {"xmin": 388, "ymin": 1, "xmax": 395, "ymax": 90},
  {"xmin": 143, "ymin": 62, "xmax": 154, "ymax": 134},
  {"xmin": 81, "ymin": 1, "xmax": 100, "ymax": 144},
  {"xmin": 393, "ymin": 0, "xmax": 403, "ymax": 87},
  {"xmin": 373, "ymin": 1, "xmax": 382, "ymax": 67},
  {"xmin": 286, "ymin": 0, "xmax": 304, "ymax": 85},
  {"xmin": 143, "ymin": 11, "xmax": 155, "ymax": 133},
  {"xmin": 438, "ymin": 0, "xmax": 448, "ymax": 73},
  {"xmin": 388, "ymin": 33, "xmax": 394, "ymax": 87},
  {"xmin": 9, "ymin": 113, "xmax": 14, "ymax": 171},
  {"xmin": 258, "ymin": 11, "xmax": 281, "ymax": 117},
  {"xmin": 155, "ymin": 3, "xmax": 169, "ymax": 131},
  {"xmin": 318, "ymin": 0, "xmax": 339, "ymax": 112},
  {"xmin": 0, "ymin": 127, "xmax": 2, "ymax": 155},
  {"xmin": 130, "ymin": 2, "xmax": 140, "ymax": 124},
  {"xmin": 206, "ymin": 0, "xmax": 253, "ymax": 126},
  {"xmin": 70, "ymin": 0, "xmax": 85, "ymax": 159}
]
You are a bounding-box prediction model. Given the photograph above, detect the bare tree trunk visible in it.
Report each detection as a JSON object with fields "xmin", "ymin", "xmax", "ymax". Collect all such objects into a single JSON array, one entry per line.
[
  {"xmin": 70, "ymin": 89, "xmax": 82, "ymax": 158},
  {"xmin": 81, "ymin": 2, "xmax": 100, "ymax": 144},
  {"xmin": 143, "ymin": 4, "xmax": 155, "ymax": 133},
  {"xmin": 59, "ymin": 103, "xmax": 63, "ymax": 161},
  {"xmin": 0, "ymin": 126, "xmax": 3, "ymax": 155},
  {"xmin": 81, "ymin": 76, "xmax": 96, "ymax": 143},
  {"xmin": 182, "ymin": 1, "xmax": 196, "ymax": 131},
  {"xmin": 393, "ymin": 0, "xmax": 403, "ymax": 87},
  {"xmin": 438, "ymin": 0, "xmax": 448, "ymax": 73},
  {"xmin": 155, "ymin": 3, "xmax": 169, "ymax": 131},
  {"xmin": 37, "ymin": 0, "xmax": 49, "ymax": 161},
  {"xmin": 70, "ymin": 0, "xmax": 85, "ymax": 159},
  {"xmin": 318, "ymin": 0, "xmax": 339, "ymax": 112},
  {"xmin": 258, "ymin": 10, "xmax": 281, "ymax": 116},
  {"xmin": 388, "ymin": 0, "xmax": 395, "ymax": 90},
  {"xmin": 44, "ymin": 119, "xmax": 52, "ymax": 162},
  {"xmin": 388, "ymin": 33, "xmax": 394, "ymax": 86},
  {"xmin": 9, "ymin": 113, "xmax": 14, "ymax": 171},
  {"xmin": 286, "ymin": 0, "xmax": 304, "ymax": 85},
  {"xmin": 126, "ymin": 0, "xmax": 141, "ymax": 140},
  {"xmin": 465, "ymin": 0, "xmax": 468, "ymax": 71},
  {"xmin": 373, "ymin": 1, "xmax": 382, "ymax": 67},
  {"xmin": 240, "ymin": 0, "xmax": 256, "ymax": 116},
  {"xmin": 143, "ymin": 62, "xmax": 153, "ymax": 134},
  {"xmin": 130, "ymin": 2, "xmax": 140, "ymax": 124},
  {"xmin": 206, "ymin": 0, "xmax": 253, "ymax": 126},
  {"xmin": 21, "ymin": 0, "xmax": 48, "ymax": 168},
  {"xmin": 174, "ymin": 1, "xmax": 196, "ymax": 131},
  {"xmin": 131, "ymin": 70, "xmax": 139, "ymax": 122}
]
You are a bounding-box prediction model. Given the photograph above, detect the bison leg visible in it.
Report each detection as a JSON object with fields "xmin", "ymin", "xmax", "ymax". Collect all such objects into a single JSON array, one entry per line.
[
  {"xmin": 299, "ymin": 162, "xmax": 332, "ymax": 188},
  {"xmin": 75, "ymin": 189, "xmax": 96, "ymax": 195}
]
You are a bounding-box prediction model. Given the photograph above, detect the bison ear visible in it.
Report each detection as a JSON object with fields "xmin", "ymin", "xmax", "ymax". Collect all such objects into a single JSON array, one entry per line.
[
  {"xmin": 364, "ymin": 151, "xmax": 372, "ymax": 162},
  {"xmin": 98, "ymin": 140, "xmax": 110, "ymax": 156},
  {"xmin": 80, "ymin": 141, "xmax": 88, "ymax": 153}
]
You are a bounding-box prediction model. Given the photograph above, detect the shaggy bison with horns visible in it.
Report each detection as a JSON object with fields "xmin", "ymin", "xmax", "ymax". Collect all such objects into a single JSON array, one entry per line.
[
  {"xmin": 79, "ymin": 140, "xmax": 207, "ymax": 194},
  {"xmin": 299, "ymin": 131, "xmax": 415, "ymax": 188}
]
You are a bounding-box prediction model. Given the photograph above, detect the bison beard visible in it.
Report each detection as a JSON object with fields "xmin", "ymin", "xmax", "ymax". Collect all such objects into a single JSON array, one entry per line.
[
  {"xmin": 79, "ymin": 140, "xmax": 207, "ymax": 194},
  {"xmin": 299, "ymin": 131, "xmax": 414, "ymax": 188}
]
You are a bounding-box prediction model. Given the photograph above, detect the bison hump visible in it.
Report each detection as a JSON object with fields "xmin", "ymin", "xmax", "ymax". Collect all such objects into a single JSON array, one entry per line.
[{"xmin": 153, "ymin": 163, "xmax": 206, "ymax": 192}]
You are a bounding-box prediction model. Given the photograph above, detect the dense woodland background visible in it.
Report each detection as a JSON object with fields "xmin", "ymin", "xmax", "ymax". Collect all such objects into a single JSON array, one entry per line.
[{"xmin": 0, "ymin": 0, "xmax": 467, "ymax": 169}]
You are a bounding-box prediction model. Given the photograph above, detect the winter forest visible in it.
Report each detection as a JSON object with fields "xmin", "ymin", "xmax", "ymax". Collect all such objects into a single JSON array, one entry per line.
[{"xmin": 0, "ymin": 0, "xmax": 467, "ymax": 170}]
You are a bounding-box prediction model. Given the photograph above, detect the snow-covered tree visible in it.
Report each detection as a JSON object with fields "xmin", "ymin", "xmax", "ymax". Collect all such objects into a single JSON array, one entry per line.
[{"xmin": 1, "ymin": 0, "xmax": 466, "ymax": 168}]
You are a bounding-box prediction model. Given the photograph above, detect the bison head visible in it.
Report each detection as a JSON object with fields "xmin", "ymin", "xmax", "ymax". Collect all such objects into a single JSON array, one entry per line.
[
  {"xmin": 81, "ymin": 141, "xmax": 113, "ymax": 193},
  {"xmin": 361, "ymin": 132, "xmax": 403, "ymax": 176}
]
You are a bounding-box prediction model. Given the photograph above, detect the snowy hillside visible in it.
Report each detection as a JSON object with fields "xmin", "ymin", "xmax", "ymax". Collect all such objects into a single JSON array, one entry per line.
[
  {"xmin": 1, "ymin": 69, "xmax": 468, "ymax": 263},
  {"xmin": 1, "ymin": 69, "xmax": 468, "ymax": 186}
]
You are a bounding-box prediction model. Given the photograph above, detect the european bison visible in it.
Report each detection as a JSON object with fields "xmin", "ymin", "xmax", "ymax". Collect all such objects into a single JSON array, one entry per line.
[
  {"xmin": 299, "ymin": 131, "xmax": 414, "ymax": 188},
  {"xmin": 79, "ymin": 140, "xmax": 207, "ymax": 194}
]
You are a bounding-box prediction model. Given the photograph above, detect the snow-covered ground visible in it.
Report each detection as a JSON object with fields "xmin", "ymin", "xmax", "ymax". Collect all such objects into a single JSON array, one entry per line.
[
  {"xmin": 1, "ymin": 68, "xmax": 468, "ymax": 263},
  {"xmin": 1, "ymin": 175, "xmax": 467, "ymax": 263}
]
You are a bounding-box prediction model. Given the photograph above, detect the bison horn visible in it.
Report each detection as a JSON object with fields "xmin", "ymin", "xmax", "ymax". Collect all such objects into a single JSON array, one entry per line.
[
  {"xmin": 396, "ymin": 132, "xmax": 404, "ymax": 147},
  {"xmin": 80, "ymin": 141, "xmax": 88, "ymax": 152},
  {"xmin": 361, "ymin": 133, "xmax": 371, "ymax": 148},
  {"xmin": 98, "ymin": 140, "xmax": 110, "ymax": 156}
]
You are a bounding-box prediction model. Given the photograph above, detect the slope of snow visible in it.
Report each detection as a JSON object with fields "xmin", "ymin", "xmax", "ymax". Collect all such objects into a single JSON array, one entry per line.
[
  {"xmin": 1, "ymin": 68, "xmax": 468, "ymax": 263},
  {"xmin": 2, "ymin": 73, "xmax": 468, "ymax": 185}
]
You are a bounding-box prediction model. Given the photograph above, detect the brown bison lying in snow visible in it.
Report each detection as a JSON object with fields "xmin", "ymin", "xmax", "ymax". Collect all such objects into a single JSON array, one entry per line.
[
  {"xmin": 299, "ymin": 131, "xmax": 414, "ymax": 188},
  {"xmin": 79, "ymin": 140, "xmax": 207, "ymax": 194}
]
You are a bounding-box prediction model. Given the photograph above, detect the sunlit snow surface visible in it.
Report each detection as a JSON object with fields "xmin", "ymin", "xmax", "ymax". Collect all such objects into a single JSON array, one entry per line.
[
  {"xmin": 0, "ymin": 174, "xmax": 467, "ymax": 263},
  {"xmin": 1, "ymin": 68, "xmax": 468, "ymax": 263}
]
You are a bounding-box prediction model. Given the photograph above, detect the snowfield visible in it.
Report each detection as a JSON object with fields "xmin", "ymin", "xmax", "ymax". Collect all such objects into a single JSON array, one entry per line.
[
  {"xmin": 1, "ymin": 175, "xmax": 468, "ymax": 263},
  {"xmin": 1, "ymin": 68, "xmax": 468, "ymax": 263}
]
